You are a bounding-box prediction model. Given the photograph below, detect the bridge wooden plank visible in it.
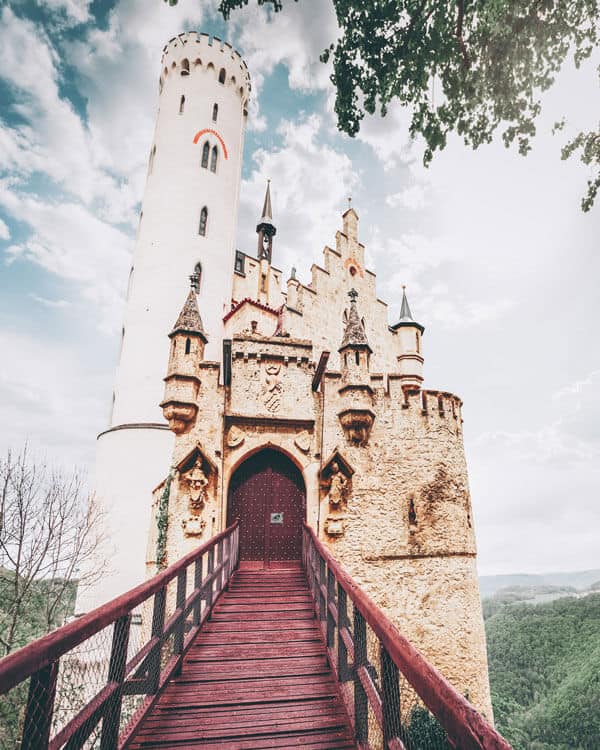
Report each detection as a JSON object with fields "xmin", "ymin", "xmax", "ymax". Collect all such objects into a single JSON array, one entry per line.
[{"xmin": 127, "ymin": 568, "xmax": 356, "ymax": 749}]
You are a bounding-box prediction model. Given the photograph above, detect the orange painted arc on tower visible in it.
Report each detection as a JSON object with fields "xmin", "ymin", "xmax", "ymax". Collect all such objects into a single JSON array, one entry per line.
[{"xmin": 193, "ymin": 128, "xmax": 229, "ymax": 159}]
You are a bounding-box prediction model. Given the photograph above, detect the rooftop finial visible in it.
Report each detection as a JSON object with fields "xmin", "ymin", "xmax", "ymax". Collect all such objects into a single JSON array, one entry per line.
[
  {"xmin": 189, "ymin": 271, "xmax": 200, "ymax": 293},
  {"xmin": 256, "ymin": 179, "xmax": 276, "ymax": 262},
  {"xmin": 340, "ymin": 289, "xmax": 371, "ymax": 351},
  {"xmin": 348, "ymin": 288, "xmax": 359, "ymax": 303}
]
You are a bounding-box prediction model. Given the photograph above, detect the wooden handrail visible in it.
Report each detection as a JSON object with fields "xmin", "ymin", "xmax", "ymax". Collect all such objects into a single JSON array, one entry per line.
[
  {"xmin": 0, "ymin": 520, "xmax": 239, "ymax": 696},
  {"xmin": 302, "ymin": 522, "xmax": 512, "ymax": 750}
]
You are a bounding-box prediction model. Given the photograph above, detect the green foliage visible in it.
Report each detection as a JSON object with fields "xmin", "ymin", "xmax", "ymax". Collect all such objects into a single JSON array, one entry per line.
[
  {"xmin": 485, "ymin": 593, "xmax": 600, "ymax": 749},
  {"xmin": 167, "ymin": 0, "xmax": 599, "ymax": 211},
  {"xmin": 155, "ymin": 468, "xmax": 174, "ymax": 571}
]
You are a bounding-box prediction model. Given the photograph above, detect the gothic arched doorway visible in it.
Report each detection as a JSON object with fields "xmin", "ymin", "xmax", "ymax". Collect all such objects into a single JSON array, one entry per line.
[{"xmin": 227, "ymin": 448, "xmax": 306, "ymax": 567}]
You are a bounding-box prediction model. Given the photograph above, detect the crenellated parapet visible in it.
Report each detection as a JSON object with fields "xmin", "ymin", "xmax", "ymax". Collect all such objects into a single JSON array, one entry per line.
[{"xmin": 159, "ymin": 32, "xmax": 251, "ymax": 108}]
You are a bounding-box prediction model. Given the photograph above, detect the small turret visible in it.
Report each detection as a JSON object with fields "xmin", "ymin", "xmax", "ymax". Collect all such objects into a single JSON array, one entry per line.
[
  {"xmin": 256, "ymin": 180, "xmax": 276, "ymax": 264},
  {"xmin": 161, "ymin": 278, "xmax": 207, "ymax": 434},
  {"xmin": 391, "ymin": 286, "xmax": 424, "ymax": 389},
  {"xmin": 338, "ymin": 290, "xmax": 375, "ymax": 446}
]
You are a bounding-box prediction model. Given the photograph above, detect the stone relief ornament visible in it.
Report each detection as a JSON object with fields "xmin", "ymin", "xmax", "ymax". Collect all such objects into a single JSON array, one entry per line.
[
  {"xmin": 338, "ymin": 408, "xmax": 375, "ymax": 447},
  {"xmin": 263, "ymin": 362, "xmax": 283, "ymax": 413},
  {"xmin": 320, "ymin": 455, "xmax": 353, "ymax": 539},
  {"xmin": 180, "ymin": 455, "xmax": 211, "ymax": 537},
  {"xmin": 227, "ymin": 426, "xmax": 245, "ymax": 449},
  {"xmin": 294, "ymin": 430, "xmax": 311, "ymax": 454}
]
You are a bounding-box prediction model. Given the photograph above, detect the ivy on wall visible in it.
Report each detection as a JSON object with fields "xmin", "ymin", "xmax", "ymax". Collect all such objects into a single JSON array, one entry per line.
[{"xmin": 155, "ymin": 468, "xmax": 175, "ymax": 571}]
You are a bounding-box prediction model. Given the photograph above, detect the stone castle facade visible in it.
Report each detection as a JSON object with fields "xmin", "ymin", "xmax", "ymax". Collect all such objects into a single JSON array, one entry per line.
[{"xmin": 87, "ymin": 32, "xmax": 493, "ymax": 721}]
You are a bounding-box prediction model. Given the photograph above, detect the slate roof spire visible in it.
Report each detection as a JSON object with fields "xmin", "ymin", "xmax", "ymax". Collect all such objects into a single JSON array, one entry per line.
[
  {"xmin": 391, "ymin": 286, "xmax": 425, "ymax": 334},
  {"xmin": 169, "ymin": 280, "xmax": 208, "ymax": 342},
  {"xmin": 256, "ymin": 179, "xmax": 277, "ymax": 262},
  {"xmin": 339, "ymin": 289, "xmax": 372, "ymax": 351}
]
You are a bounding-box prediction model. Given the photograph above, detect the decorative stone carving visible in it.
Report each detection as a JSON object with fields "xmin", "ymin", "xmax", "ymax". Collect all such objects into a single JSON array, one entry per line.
[
  {"xmin": 294, "ymin": 430, "xmax": 311, "ymax": 454},
  {"xmin": 227, "ymin": 426, "xmax": 245, "ymax": 449},
  {"xmin": 162, "ymin": 402, "xmax": 198, "ymax": 435},
  {"xmin": 177, "ymin": 446, "xmax": 217, "ymax": 538},
  {"xmin": 263, "ymin": 362, "xmax": 283, "ymax": 413},
  {"xmin": 338, "ymin": 408, "xmax": 375, "ymax": 447},
  {"xmin": 320, "ymin": 451, "xmax": 354, "ymax": 539}
]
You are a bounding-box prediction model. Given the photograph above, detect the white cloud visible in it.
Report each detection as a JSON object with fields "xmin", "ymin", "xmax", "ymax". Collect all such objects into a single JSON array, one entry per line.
[
  {"xmin": 386, "ymin": 184, "xmax": 428, "ymax": 210},
  {"xmin": 0, "ymin": 218, "xmax": 9, "ymax": 240},
  {"xmin": 0, "ymin": 184, "xmax": 130, "ymax": 333},
  {"xmin": 238, "ymin": 114, "xmax": 357, "ymax": 275},
  {"xmin": 29, "ymin": 293, "xmax": 71, "ymax": 309},
  {"xmin": 356, "ymin": 101, "xmax": 418, "ymax": 170},
  {"xmin": 35, "ymin": 0, "xmax": 92, "ymax": 25}
]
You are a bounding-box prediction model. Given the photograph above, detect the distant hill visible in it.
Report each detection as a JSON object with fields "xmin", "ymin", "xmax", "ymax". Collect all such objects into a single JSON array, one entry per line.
[
  {"xmin": 485, "ymin": 593, "xmax": 600, "ymax": 749},
  {"xmin": 479, "ymin": 569, "xmax": 600, "ymax": 598}
]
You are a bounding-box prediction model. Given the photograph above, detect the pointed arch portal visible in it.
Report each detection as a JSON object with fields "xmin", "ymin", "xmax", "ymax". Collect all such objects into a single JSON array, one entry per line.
[{"xmin": 227, "ymin": 448, "xmax": 305, "ymax": 567}]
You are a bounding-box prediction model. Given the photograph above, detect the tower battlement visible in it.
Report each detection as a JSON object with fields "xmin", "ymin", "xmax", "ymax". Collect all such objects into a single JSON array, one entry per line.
[{"xmin": 160, "ymin": 32, "xmax": 251, "ymax": 105}]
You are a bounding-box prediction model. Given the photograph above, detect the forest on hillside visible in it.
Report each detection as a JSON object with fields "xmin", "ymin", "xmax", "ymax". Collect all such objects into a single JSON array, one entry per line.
[{"xmin": 485, "ymin": 592, "xmax": 600, "ymax": 750}]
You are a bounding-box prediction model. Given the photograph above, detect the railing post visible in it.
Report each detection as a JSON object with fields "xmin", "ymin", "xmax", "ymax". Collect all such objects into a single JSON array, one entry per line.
[
  {"xmin": 381, "ymin": 644, "xmax": 401, "ymax": 748},
  {"xmin": 318, "ymin": 554, "xmax": 326, "ymax": 624},
  {"xmin": 148, "ymin": 586, "xmax": 166, "ymax": 693},
  {"xmin": 173, "ymin": 568, "xmax": 187, "ymax": 664},
  {"xmin": 224, "ymin": 534, "xmax": 231, "ymax": 586},
  {"xmin": 21, "ymin": 660, "xmax": 59, "ymax": 750},
  {"xmin": 100, "ymin": 614, "xmax": 131, "ymax": 750},
  {"xmin": 353, "ymin": 605, "xmax": 369, "ymax": 746},
  {"xmin": 337, "ymin": 584, "xmax": 351, "ymax": 682},
  {"xmin": 193, "ymin": 554, "xmax": 202, "ymax": 626},
  {"xmin": 216, "ymin": 538, "xmax": 224, "ymax": 593},
  {"xmin": 326, "ymin": 566, "xmax": 336, "ymax": 650},
  {"xmin": 205, "ymin": 546, "xmax": 215, "ymax": 615}
]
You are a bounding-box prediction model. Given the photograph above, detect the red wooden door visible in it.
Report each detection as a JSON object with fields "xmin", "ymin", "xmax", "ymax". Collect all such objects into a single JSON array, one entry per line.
[{"xmin": 228, "ymin": 449, "xmax": 305, "ymax": 565}]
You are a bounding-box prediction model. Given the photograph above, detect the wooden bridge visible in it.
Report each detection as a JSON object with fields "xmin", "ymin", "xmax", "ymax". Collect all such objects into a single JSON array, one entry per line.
[{"xmin": 0, "ymin": 522, "xmax": 512, "ymax": 749}]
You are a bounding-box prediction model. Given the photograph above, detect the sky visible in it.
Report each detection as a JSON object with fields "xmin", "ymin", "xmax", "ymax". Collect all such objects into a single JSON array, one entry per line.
[{"xmin": 0, "ymin": 0, "xmax": 598, "ymax": 576}]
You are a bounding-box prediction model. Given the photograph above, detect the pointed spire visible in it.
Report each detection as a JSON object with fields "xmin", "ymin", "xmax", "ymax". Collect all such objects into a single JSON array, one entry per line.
[
  {"xmin": 391, "ymin": 286, "xmax": 425, "ymax": 333},
  {"xmin": 256, "ymin": 179, "xmax": 277, "ymax": 262},
  {"xmin": 339, "ymin": 289, "xmax": 372, "ymax": 351},
  {"xmin": 169, "ymin": 284, "xmax": 208, "ymax": 341}
]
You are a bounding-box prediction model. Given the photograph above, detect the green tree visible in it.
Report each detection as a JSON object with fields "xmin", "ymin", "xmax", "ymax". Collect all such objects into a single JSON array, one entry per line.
[{"xmin": 166, "ymin": 0, "xmax": 599, "ymax": 211}]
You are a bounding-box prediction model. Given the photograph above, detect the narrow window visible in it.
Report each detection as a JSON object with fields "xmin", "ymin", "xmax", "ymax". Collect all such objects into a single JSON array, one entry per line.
[
  {"xmin": 172, "ymin": 339, "xmax": 176, "ymax": 352},
  {"xmin": 234, "ymin": 250, "xmax": 245, "ymax": 274},
  {"xmin": 201, "ymin": 141, "xmax": 209, "ymax": 169},
  {"xmin": 149, "ymin": 145, "xmax": 156, "ymax": 173},
  {"xmin": 181, "ymin": 59, "xmax": 190, "ymax": 76},
  {"xmin": 355, "ymin": 351, "xmax": 360, "ymax": 366},
  {"xmin": 416, "ymin": 332, "xmax": 420, "ymax": 353},
  {"xmin": 408, "ymin": 499, "xmax": 417, "ymax": 526},
  {"xmin": 199, "ymin": 206, "xmax": 208, "ymax": 236},
  {"xmin": 191, "ymin": 262, "xmax": 202, "ymax": 291},
  {"xmin": 260, "ymin": 273, "xmax": 267, "ymax": 293},
  {"xmin": 210, "ymin": 145, "xmax": 218, "ymax": 173},
  {"xmin": 212, "ymin": 103, "xmax": 218, "ymax": 122},
  {"xmin": 179, "ymin": 95, "xmax": 185, "ymax": 114},
  {"xmin": 218, "ymin": 68, "xmax": 226, "ymax": 84},
  {"xmin": 344, "ymin": 353, "xmax": 348, "ymax": 367},
  {"xmin": 185, "ymin": 338, "xmax": 191, "ymax": 354}
]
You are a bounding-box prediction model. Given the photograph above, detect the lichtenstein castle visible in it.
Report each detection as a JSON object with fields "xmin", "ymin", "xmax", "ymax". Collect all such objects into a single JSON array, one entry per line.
[{"xmin": 85, "ymin": 31, "xmax": 493, "ymax": 720}]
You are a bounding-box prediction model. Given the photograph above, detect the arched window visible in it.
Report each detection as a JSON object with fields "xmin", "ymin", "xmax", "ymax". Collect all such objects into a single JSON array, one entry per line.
[
  {"xmin": 179, "ymin": 95, "xmax": 185, "ymax": 114},
  {"xmin": 199, "ymin": 207, "xmax": 208, "ymax": 236},
  {"xmin": 212, "ymin": 103, "xmax": 218, "ymax": 122},
  {"xmin": 218, "ymin": 68, "xmax": 226, "ymax": 84},
  {"xmin": 181, "ymin": 58, "xmax": 190, "ymax": 76},
  {"xmin": 201, "ymin": 141, "xmax": 209, "ymax": 169},
  {"xmin": 148, "ymin": 144, "xmax": 156, "ymax": 173},
  {"xmin": 185, "ymin": 338, "xmax": 191, "ymax": 354},
  {"xmin": 210, "ymin": 145, "xmax": 218, "ymax": 173},
  {"xmin": 191, "ymin": 262, "xmax": 202, "ymax": 291}
]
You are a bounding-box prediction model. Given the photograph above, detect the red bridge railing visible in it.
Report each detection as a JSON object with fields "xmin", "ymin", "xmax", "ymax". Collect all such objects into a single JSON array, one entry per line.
[
  {"xmin": 0, "ymin": 521, "xmax": 239, "ymax": 750},
  {"xmin": 302, "ymin": 523, "xmax": 512, "ymax": 750}
]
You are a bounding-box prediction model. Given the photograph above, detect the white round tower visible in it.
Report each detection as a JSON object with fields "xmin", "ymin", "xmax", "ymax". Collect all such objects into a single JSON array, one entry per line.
[{"xmin": 79, "ymin": 33, "xmax": 250, "ymax": 611}]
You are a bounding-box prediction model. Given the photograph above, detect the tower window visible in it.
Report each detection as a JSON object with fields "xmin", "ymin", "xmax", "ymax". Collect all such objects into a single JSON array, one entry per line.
[
  {"xmin": 234, "ymin": 250, "xmax": 245, "ymax": 274},
  {"xmin": 201, "ymin": 141, "xmax": 209, "ymax": 169},
  {"xmin": 149, "ymin": 144, "xmax": 156, "ymax": 173},
  {"xmin": 179, "ymin": 95, "xmax": 185, "ymax": 114},
  {"xmin": 212, "ymin": 103, "xmax": 218, "ymax": 122},
  {"xmin": 185, "ymin": 338, "xmax": 191, "ymax": 354},
  {"xmin": 355, "ymin": 351, "xmax": 360, "ymax": 366},
  {"xmin": 199, "ymin": 207, "xmax": 208, "ymax": 237},
  {"xmin": 210, "ymin": 145, "xmax": 218, "ymax": 173},
  {"xmin": 191, "ymin": 262, "xmax": 202, "ymax": 291},
  {"xmin": 218, "ymin": 68, "xmax": 226, "ymax": 84},
  {"xmin": 416, "ymin": 332, "xmax": 420, "ymax": 353},
  {"xmin": 181, "ymin": 59, "xmax": 190, "ymax": 76},
  {"xmin": 408, "ymin": 498, "xmax": 417, "ymax": 526}
]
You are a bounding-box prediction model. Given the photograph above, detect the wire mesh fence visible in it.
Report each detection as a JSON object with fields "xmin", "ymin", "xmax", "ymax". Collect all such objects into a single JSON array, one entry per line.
[
  {"xmin": 0, "ymin": 522, "xmax": 239, "ymax": 750},
  {"xmin": 302, "ymin": 523, "xmax": 511, "ymax": 750}
]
